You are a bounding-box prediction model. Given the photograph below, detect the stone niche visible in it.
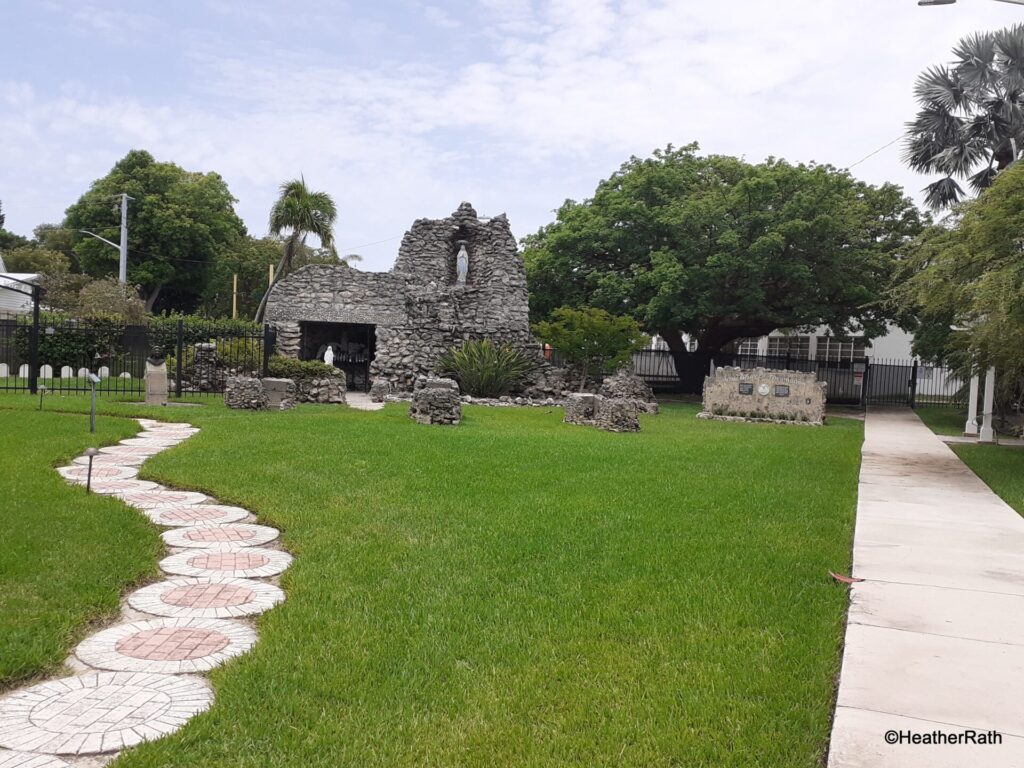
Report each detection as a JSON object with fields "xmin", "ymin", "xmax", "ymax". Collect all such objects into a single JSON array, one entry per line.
[
  {"xmin": 265, "ymin": 202, "xmax": 534, "ymax": 394},
  {"xmin": 409, "ymin": 377, "xmax": 462, "ymax": 425},
  {"xmin": 564, "ymin": 393, "xmax": 640, "ymax": 433},
  {"xmin": 699, "ymin": 367, "xmax": 826, "ymax": 425}
]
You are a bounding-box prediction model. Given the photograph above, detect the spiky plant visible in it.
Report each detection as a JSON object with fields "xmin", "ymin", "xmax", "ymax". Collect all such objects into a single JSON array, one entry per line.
[
  {"xmin": 904, "ymin": 25, "xmax": 1024, "ymax": 209},
  {"xmin": 436, "ymin": 339, "xmax": 537, "ymax": 398}
]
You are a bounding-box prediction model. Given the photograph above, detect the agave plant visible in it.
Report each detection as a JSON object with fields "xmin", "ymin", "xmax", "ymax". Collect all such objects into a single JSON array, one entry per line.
[
  {"xmin": 904, "ymin": 25, "xmax": 1024, "ymax": 209},
  {"xmin": 436, "ymin": 339, "xmax": 537, "ymax": 398}
]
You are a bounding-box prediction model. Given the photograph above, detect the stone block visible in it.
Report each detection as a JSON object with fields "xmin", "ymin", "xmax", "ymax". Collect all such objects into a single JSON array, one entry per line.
[
  {"xmin": 700, "ymin": 367, "xmax": 826, "ymax": 425},
  {"xmin": 224, "ymin": 376, "xmax": 269, "ymax": 410},
  {"xmin": 409, "ymin": 377, "xmax": 462, "ymax": 425},
  {"xmin": 599, "ymin": 368, "xmax": 659, "ymax": 414},
  {"xmin": 295, "ymin": 373, "xmax": 346, "ymax": 404},
  {"xmin": 262, "ymin": 377, "xmax": 296, "ymax": 410},
  {"xmin": 145, "ymin": 360, "xmax": 168, "ymax": 406},
  {"xmin": 564, "ymin": 393, "xmax": 640, "ymax": 433}
]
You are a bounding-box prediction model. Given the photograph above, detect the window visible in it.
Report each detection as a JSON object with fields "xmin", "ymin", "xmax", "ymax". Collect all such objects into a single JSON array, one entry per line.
[
  {"xmin": 767, "ymin": 336, "xmax": 810, "ymax": 359},
  {"xmin": 816, "ymin": 336, "xmax": 867, "ymax": 363},
  {"xmin": 736, "ymin": 338, "xmax": 759, "ymax": 356}
]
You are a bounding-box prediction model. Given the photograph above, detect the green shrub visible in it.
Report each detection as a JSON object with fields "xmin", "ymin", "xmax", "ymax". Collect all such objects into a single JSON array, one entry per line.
[
  {"xmin": 267, "ymin": 355, "xmax": 336, "ymax": 381},
  {"xmin": 436, "ymin": 339, "xmax": 537, "ymax": 398}
]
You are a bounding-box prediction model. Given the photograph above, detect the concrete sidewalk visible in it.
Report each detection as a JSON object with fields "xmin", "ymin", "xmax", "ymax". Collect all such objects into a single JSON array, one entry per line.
[{"xmin": 829, "ymin": 409, "xmax": 1024, "ymax": 768}]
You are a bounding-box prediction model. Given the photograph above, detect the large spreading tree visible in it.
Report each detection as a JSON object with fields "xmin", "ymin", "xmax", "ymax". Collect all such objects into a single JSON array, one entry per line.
[
  {"xmin": 64, "ymin": 150, "xmax": 245, "ymax": 312},
  {"xmin": 896, "ymin": 161, "xmax": 1024, "ymax": 410},
  {"xmin": 904, "ymin": 24, "xmax": 1024, "ymax": 209},
  {"xmin": 524, "ymin": 144, "xmax": 923, "ymax": 376}
]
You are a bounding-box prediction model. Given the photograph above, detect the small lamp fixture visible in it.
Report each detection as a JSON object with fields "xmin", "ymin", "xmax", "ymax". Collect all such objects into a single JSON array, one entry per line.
[
  {"xmin": 38, "ymin": 384, "xmax": 47, "ymax": 411},
  {"xmin": 83, "ymin": 447, "xmax": 100, "ymax": 493}
]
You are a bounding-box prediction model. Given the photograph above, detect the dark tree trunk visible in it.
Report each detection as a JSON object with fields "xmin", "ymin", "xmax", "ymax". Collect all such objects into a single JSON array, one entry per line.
[
  {"xmin": 144, "ymin": 284, "xmax": 163, "ymax": 313},
  {"xmin": 660, "ymin": 329, "xmax": 693, "ymax": 380}
]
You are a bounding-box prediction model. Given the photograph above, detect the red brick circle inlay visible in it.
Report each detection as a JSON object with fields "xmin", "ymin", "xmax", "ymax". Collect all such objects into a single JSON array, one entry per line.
[
  {"xmin": 184, "ymin": 527, "xmax": 256, "ymax": 543},
  {"xmin": 115, "ymin": 627, "xmax": 230, "ymax": 661},
  {"xmin": 163, "ymin": 507, "xmax": 232, "ymax": 523},
  {"xmin": 188, "ymin": 552, "xmax": 271, "ymax": 571},
  {"xmin": 161, "ymin": 583, "xmax": 255, "ymax": 608}
]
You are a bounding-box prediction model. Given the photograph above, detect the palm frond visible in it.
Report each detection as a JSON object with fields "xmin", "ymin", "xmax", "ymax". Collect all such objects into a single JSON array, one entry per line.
[
  {"xmin": 952, "ymin": 32, "xmax": 998, "ymax": 93},
  {"xmin": 914, "ymin": 66, "xmax": 968, "ymax": 111},
  {"xmin": 902, "ymin": 133, "xmax": 947, "ymax": 174},
  {"xmin": 933, "ymin": 140, "xmax": 988, "ymax": 177},
  {"xmin": 995, "ymin": 23, "xmax": 1024, "ymax": 92},
  {"xmin": 968, "ymin": 164, "xmax": 1000, "ymax": 193},
  {"xmin": 923, "ymin": 177, "xmax": 965, "ymax": 210}
]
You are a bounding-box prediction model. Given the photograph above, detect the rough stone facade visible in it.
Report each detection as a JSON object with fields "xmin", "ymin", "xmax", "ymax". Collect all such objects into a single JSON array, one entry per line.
[
  {"xmin": 266, "ymin": 203, "xmax": 533, "ymax": 393},
  {"xmin": 295, "ymin": 374, "xmax": 346, "ymax": 404},
  {"xmin": 564, "ymin": 393, "xmax": 640, "ymax": 433},
  {"xmin": 409, "ymin": 377, "xmax": 462, "ymax": 425},
  {"xmin": 599, "ymin": 368, "xmax": 659, "ymax": 414},
  {"xmin": 699, "ymin": 367, "xmax": 827, "ymax": 425},
  {"xmin": 224, "ymin": 376, "xmax": 269, "ymax": 410}
]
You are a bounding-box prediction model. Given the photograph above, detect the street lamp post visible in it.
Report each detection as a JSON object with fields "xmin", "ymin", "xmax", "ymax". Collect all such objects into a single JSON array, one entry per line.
[
  {"xmin": 78, "ymin": 192, "xmax": 132, "ymax": 284},
  {"xmin": 919, "ymin": 0, "xmax": 1024, "ymax": 5}
]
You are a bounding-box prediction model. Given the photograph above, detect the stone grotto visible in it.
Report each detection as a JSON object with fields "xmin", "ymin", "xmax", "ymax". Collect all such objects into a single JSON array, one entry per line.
[{"xmin": 265, "ymin": 202, "xmax": 533, "ymax": 394}]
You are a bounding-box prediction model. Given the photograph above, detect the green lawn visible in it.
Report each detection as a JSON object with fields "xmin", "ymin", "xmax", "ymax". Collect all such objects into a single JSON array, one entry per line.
[
  {"xmin": 0, "ymin": 407, "xmax": 161, "ymax": 689},
  {"xmin": 916, "ymin": 407, "xmax": 1024, "ymax": 516},
  {"xmin": 0, "ymin": 394, "xmax": 863, "ymax": 767},
  {"xmin": 915, "ymin": 406, "xmax": 967, "ymax": 437}
]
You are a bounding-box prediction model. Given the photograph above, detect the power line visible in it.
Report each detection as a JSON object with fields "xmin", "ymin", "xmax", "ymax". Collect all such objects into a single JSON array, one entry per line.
[{"xmin": 848, "ymin": 135, "xmax": 904, "ymax": 170}]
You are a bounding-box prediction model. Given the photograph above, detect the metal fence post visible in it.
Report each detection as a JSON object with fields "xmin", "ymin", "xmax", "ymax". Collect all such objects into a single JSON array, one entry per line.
[
  {"xmin": 28, "ymin": 285, "xmax": 40, "ymax": 395},
  {"xmin": 262, "ymin": 324, "xmax": 276, "ymax": 377},
  {"xmin": 175, "ymin": 319, "xmax": 184, "ymax": 397},
  {"xmin": 909, "ymin": 359, "xmax": 919, "ymax": 409}
]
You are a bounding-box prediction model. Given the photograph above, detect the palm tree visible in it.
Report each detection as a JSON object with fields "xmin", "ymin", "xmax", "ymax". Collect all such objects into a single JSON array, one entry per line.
[
  {"xmin": 254, "ymin": 177, "xmax": 338, "ymax": 322},
  {"xmin": 903, "ymin": 24, "xmax": 1024, "ymax": 210}
]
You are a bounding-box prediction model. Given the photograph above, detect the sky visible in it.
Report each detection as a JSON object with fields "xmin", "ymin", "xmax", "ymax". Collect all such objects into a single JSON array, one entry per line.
[{"xmin": 2, "ymin": 0, "xmax": 1024, "ymax": 272}]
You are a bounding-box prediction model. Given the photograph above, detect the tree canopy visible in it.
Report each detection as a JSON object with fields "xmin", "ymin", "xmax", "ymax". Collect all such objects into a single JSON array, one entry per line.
[
  {"xmin": 524, "ymin": 144, "xmax": 923, "ymax": 368},
  {"xmin": 897, "ymin": 161, "xmax": 1024, "ymax": 407},
  {"xmin": 903, "ymin": 24, "xmax": 1024, "ymax": 209},
  {"xmin": 0, "ymin": 200, "xmax": 30, "ymax": 254},
  {"xmin": 64, "ymin": 150, "xmax": 245, "ymax": 312},
  {"xmin": 533, "ymin": 307, "xmax": 648, "ymax": 388}
]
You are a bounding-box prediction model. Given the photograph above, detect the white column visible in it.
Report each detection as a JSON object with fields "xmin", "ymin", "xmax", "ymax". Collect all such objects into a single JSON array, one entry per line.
[
  {"xmin": 964, "ymin": 374, "xmax": 980, "ymax": 436},
  {"xmin": 979, "ymin": 367, "xmax": 996, "ymax": 444}
]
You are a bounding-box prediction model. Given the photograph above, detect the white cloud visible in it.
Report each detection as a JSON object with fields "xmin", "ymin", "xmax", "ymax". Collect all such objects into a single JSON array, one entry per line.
[{"xmin": 4, "ymin": 0, "xmax": 1024, "ymax": 271}]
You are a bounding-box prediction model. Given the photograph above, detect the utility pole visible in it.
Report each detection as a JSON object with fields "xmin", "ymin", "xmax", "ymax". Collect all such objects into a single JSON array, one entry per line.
[
  {"xmin": 118, "ymin": 193, "xmax": 130, "ymax": 284},
  {"xmin": 232, "ymin": 273, "xmax": 238, "ymax": 319},
  {"xmin": 79, "ymin": 192, "xmax": 132, "ymax": 284}
]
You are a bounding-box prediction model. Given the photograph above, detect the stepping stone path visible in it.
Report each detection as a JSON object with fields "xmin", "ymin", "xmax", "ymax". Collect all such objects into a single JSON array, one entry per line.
[{"xmin": 0, "ymin": 418, "xmax": 291, "ymax": 766}]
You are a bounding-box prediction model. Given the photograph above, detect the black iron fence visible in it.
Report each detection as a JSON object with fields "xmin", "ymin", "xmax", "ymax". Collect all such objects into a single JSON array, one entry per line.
[
  {"xmin": 0, "ymin": 312, "xmax": 275, "ymax": 397},
  {"xmin": 630, "ymin": 350, "xmax": 966, "ymax": 408}
]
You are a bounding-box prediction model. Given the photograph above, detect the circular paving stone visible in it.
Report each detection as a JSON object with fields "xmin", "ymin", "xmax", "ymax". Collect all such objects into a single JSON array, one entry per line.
[
  {"xmin": 75, "ymin": 618, "xmax": 257, "ymax": 674},
  {"xmin": 88, "ymin": 479, "xmax": 162, "ymax": 495},
  {"xmin": 0, "ymin": 750, "xmax": 72, "ymax": 767},
  {"xmin": 0, "ymin": 671, "xmax": 212, "ymax": 755},
  {"xmin": 97, "ymin": 445, "xmax": 165, "ymax": 458},
  {"xmin": 117, "ymin": 490, "xmax": 208, "ymax": 509},
  {"xmin": 71, "ymin": 453, "xmax": 145, "ymax": 467},
  {"xmin": 127, "ymin": 577, "xmax": 284, "ymax": 618},
  {"xmin": 57, "ymin": 465, "xmax": 138, "ymax": 482},
  {"xmin": 162, "ymin": 524, "xmax": 279, "ymax": 549},
  {"xmin": 146, "ymin": 504, "xmax": 249, "ymax": 527},
  {"xmin": 139, "ymin": 432, "xmax": 195, "ymax": 441},
  {"xmin": 160, "ymin": 547, "xmax": 293, "ymax": 578},
  {"xmin": 118, "ymin": 437, "xmax": 185, "ymax": 448}
]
